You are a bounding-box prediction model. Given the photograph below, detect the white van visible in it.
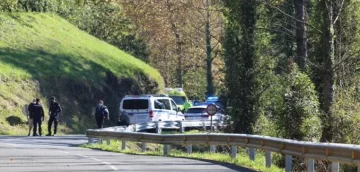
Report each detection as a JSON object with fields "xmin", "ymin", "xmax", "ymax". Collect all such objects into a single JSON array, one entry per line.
[{"xmin": 119, "ymin": 94, "xmax": 185, "ymax": 124}]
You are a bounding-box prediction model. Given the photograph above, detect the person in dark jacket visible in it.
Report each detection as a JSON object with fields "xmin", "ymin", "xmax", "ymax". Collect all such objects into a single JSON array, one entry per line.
[
  {"xmin": 32, "ymin": 98, "xmax": 45, "ymax": 136},
  {"xmin": 94, "ymin": 100, "xmax": 109, "ymax": 129},
  {"xmin": 27, "ymin": 99, "xmax": 36, "ymax": 136},
  {"xmin": 47, "ymin": 96, "xmax": 62, "ymax": 136}
]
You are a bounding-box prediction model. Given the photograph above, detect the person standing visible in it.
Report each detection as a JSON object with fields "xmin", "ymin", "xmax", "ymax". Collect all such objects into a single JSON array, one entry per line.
[
  {"xmin": 26, "ymin": 99, "xmax": 36, "ymax": 136},
  {"xmin": 32, "ymin": 98, "xmax": 44, "ymax": 136},
  {"xmin": 94, "ymin": 100, "xmax": 109, "ymax": 129},
  {"xmin": 47, "ymin": 96, "xmax": 62, "ymax": 136},
  {"xmin": 183, "ymin": 101, "xmax": 192, "ymax": 112}
]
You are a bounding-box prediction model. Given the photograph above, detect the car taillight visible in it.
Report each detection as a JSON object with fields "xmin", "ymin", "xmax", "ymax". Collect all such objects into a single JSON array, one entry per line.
[{"xmin": 149, "ymin": 110, "xmax": 154, "ymax": 118}]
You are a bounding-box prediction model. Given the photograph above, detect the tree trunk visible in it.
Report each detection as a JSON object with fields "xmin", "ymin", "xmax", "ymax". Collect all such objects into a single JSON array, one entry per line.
[
  {"xmin": 224, "ymin": 0, "xmax": 258, "ymax": 134},
  {"xmin": 320, "ymin": 0, "xmax": 335, "ymax": 142},
  {"xmin": 294, "ymin": 0, "xmax": 308, "ymax": 71},
  {"xmin": 205, "ymin": 0, "xmax": 215, "ymax": 97},
  {"xmin": 166, "ymin": 0, "xmax": 184, "ymax": 88}
]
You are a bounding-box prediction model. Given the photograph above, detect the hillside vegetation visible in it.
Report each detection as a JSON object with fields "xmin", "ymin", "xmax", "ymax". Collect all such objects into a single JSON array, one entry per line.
[{"xmin": 0, "ymin": 13, "xmax": 164, "ymax": 135}]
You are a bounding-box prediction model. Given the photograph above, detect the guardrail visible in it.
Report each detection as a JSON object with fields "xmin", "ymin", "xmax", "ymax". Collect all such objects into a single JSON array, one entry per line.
[
  {"xmin": 107, "ymin": 120, "xmax": 226, "ymax": 133},
  {"xmin": 86, "ymin": 130, "xmax": 360, "ymax": 172}
]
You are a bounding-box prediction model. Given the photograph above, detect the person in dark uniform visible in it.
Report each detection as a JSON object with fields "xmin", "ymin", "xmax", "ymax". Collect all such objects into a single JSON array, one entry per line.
[
  {"xmin": 27, "ymin": 99, "xmax": 36, "ymax": 136},
  {"xmin": 117, "ymin": 111, "xmax": 130, "ymax": 127},
  {"xmin": 94, "ymin": 100, "xmax": 109, "ymax": 129},
  {"xmin": 32, "ymin": 98, "xmax": 44, "ymax": 136},
  {"xmin": 47, "ymin": 96, "xmax": 62, "ymax": 136}
]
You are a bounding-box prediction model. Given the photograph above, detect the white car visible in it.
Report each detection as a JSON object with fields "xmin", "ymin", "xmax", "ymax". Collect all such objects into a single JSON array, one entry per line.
[
  {"xmin": 184, "ymin": 105, "xmax": 225, "ymax": 121},
  {"xmin": 119, "ymin": 94, "xmax": 185, "ymax": 124}
]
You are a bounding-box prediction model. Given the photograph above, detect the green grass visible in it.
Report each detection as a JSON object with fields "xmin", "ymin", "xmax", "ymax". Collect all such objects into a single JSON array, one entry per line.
[
  {"xmin": 0, "ymin": 13, "xmax": 163, "ymax": 82},
  {"xmin": 0, "ymin": 13, "xmax": 164, "ymax": 135},
  {"xmin": 82, "ymin": 140, "xmax": 284, "ymax": 172}
]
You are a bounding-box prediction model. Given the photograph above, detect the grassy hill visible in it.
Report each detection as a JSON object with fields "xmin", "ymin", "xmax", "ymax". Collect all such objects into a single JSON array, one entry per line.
[{"xmin": 0, "ymin": 13, "xmax": 164, "ymax": 135}]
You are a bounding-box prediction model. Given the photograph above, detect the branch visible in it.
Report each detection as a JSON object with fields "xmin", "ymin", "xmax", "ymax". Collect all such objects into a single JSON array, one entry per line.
[
  {"xmin": 256, "ymin": 84, "xmax": 272, "ymax": 101},
  {"xmin": 256, "ymin": 0, "xmax": 323, "ymax": 34},
  {"xmin": 333, "ymin": 0, "xmax": 345, "ymax": 25},
  {"xmin": 188, "ymin": 21, "xmax": 222, "ymax": 43},
  {"xmin": 254, "ymin": 27, "xmax": 295, "ymax": 39},
  {"xmin": 332, "ymin": 49, "xmax": 360, "ymax": 72}
]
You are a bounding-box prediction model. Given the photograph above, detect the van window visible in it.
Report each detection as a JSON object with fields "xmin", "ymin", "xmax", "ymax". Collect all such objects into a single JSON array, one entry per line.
[
  {"xmin": 123, "ymin": 99, "xmax": 148, "ymax": 109},
  {"xmin": 186, "ymin": 108, "xmax": 206, "ymax": 113},
  {"xmin": 171, "ymin": 100, "xmax": 178, "ymax": 110},
  {"xmin": 170, "ymin": 96, "xmax": 186, "ymax": 105},
  {"xmin": 154, "ymin": 99, "xmax": 171, "ymax": 110}
]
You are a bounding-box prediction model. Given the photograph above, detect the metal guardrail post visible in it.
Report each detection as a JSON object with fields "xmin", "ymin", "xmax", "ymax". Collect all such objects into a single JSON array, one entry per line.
[
  {"xmin": 231, "ymin": 146, "xmax": 237, "ymax": 159},
  {"xmin": 331, "ymin": 162, "xmax": 340, "ymax": 172},
  {"xmin": 180, "ymin": 121, "xmax": 185, "ymax": 133},
  {"xmin": 106, "ymin": 139, "xmax": 111, "ymax": 145},
  {"xmin": 285, "ymin": 155, "xmax": 292, "ymax": 172},
  {"xmin": 187, "ymin": 144, "xmax": 192, "ymax": 154},
  {"xmin": 163, "ymin": 144, "xmax": 169, "ymax": 156},
  {"xmin": 307, "ymin": 159, "xmax": 315, "ymax": 172},
  {"xmin": 88, "ymin": 137, "xmax": 94, "ymax": 144},
  {"xmin": 249, "ymin": 148, "xmax": 255, "ymax": 161},
  {"xmin": 141, "ymin": 142, "xmax": 146, "ymax": 152},
  {"xmin": 121, "ymin": 140, "xmax": 126, "ymax": 150},
  {"xmin": 156, "ymin": 123, "xmax": 162, "ymax": 134},
  {"xmin": 265, "ymin": 151, "xmax": 272, "ymax": 168},
  {"xmin": 210, "ymin": 145, "xmax": 216, "ymax": 153}
]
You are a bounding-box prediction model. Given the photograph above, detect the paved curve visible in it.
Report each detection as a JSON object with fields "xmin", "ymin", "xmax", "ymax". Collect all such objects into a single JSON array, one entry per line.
[{"xmin": 0, "ymin": 135, "xmax": 253, "ymax": 172}]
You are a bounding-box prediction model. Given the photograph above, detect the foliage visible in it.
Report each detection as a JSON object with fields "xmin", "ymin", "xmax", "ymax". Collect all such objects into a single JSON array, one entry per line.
[
  {"xmin": 332, "ymin": 79, "xmax": 360, "ymax": 144},
  {"xmin": 223, "ymin": 0, "xmax": 260, "ymax": 134},
  {"xmin": 275, "ymin": 66, "xmax": 321, "ymax": 141},
  {"xmin": 120, "ymin": 0, "xmax": 224, "ymax": 99},
  {"xmin": 58, "ymin": 1, "xmax": 150, "ymax": 63}
]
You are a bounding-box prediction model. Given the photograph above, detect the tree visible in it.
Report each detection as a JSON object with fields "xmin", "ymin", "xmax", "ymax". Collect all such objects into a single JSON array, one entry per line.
[
  {"xmin": 224, "ymin": 0, "xmax": 259, "ymax": 133},
  {"xmin": 200, "ymin": 0, "xmax": 224, "ymax": 97},
  {"xmin": 293, "ymin": 0, "xmax": 308, "ymax": 71},
  {"xmin": 119, "ymin": 0, "xmax": 223, "ymax": 100}
]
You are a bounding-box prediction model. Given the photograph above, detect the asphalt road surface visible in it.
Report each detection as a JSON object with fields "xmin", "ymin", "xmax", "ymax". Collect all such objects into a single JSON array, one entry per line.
[{"xmin": 0, "ymin": 135, "xmax": 254, "ymax": 172}]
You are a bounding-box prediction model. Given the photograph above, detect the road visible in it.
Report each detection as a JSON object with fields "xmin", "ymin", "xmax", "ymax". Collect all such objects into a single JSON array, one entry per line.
[{"xmin": 0, "ymin": 135, "xmax": 254, "ymax": 172}]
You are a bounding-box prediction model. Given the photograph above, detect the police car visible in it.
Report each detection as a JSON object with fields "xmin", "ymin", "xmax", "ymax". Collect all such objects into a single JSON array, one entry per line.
[{"xmin": 119, "ymin": 94, "xmax": 185, "ymax": 124}]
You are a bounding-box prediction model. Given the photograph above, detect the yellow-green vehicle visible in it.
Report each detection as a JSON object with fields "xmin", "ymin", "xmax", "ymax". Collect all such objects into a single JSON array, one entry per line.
[{"xmin": 165, "ymin": 88, "xmax": 192, "ymax": 112}]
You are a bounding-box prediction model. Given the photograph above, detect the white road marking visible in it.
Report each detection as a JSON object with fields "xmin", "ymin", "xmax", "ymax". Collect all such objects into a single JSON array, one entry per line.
[
  {"xmin": 76, "ymin": 154, "xmax": 118, "ymax": 171},
  {"xmin": 6, "ymin": 143, "xmax": 19, "ymax": 147},
  {"xmin": 76, "ymin": 154, "xmax": 88, "ymax": 158},
  {"xmin": 2, "ymin": 137, "xmax": 118, "ymax": 171}
]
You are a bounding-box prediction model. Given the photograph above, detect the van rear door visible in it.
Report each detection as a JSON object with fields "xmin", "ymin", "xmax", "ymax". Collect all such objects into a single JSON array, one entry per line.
[{"xmin": 121, "ymin": 98, "xmax": 150, "ymax": 124}]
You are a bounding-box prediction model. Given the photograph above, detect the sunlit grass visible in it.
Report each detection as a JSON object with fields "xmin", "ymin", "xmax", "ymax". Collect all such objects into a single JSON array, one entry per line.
[{"xmin": 0, "ymin": 13, "xmax": 164, "ymax": 135}]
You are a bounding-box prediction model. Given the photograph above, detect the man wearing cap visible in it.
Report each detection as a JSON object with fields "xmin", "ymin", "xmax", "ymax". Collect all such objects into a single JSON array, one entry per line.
[{"xmin": 47, "ymin": 96, "xmax": 62, "ymax": 136}]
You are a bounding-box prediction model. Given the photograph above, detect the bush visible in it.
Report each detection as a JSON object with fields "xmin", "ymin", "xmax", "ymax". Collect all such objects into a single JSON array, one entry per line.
[{"xmin": 275, "ymin": 66, "xmax": 322, "ymax": 141}]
